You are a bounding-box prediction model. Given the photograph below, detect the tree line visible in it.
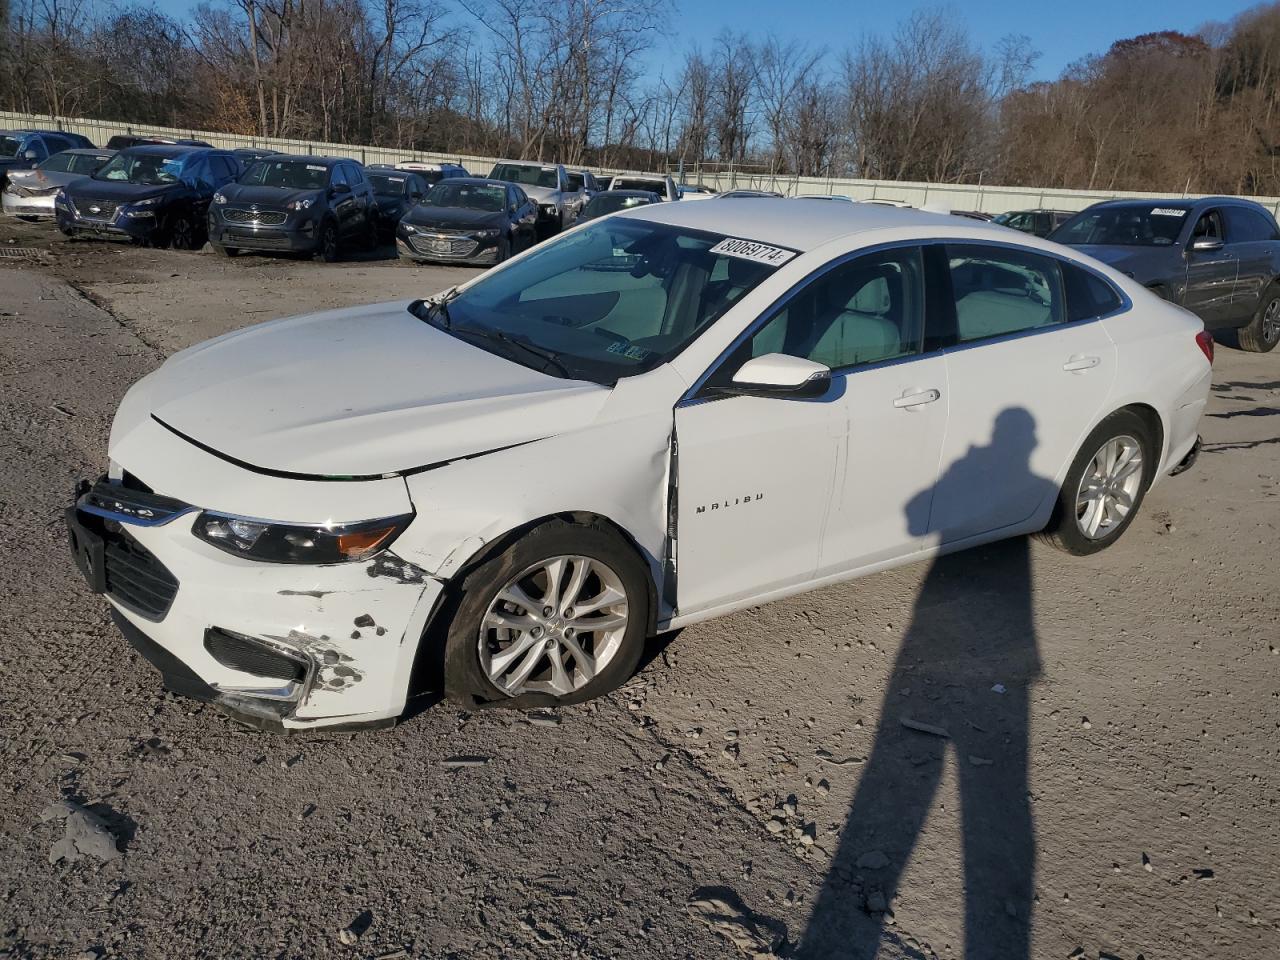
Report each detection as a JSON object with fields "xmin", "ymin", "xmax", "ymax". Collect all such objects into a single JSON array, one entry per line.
[{"xmin": 2, "ymin": 0, "xmax": 1279, "ymax": 195}]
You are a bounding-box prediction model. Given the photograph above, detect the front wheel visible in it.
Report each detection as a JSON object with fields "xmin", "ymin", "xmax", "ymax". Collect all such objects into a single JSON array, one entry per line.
[
  {"xmin": 1238, "ymin": 288, "xmax": 1280, "ymax": 353},
  {"xmin": 441, "ymin": 520, "xmax": 650, "ymax": 708},
  {"xmin": 167, "ymin": 213, "xmax": 199, "ymax": 250},
  {"xmin": 1036, "ymin": 409, "xmax": 1155, "ymax": 556},
  {"xmin": 313, "ymin": 220, "xmax": 339, "ymax": 263}
]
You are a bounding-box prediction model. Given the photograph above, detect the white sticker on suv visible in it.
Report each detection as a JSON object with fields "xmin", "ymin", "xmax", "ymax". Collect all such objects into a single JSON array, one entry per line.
[
  {"xmin": 710, "ymin": 238, "xmax": 797, "ymax": 267},
  {"xmin": 1151, "ymin": 208, "xmax": 1187, "ymax": 217}
]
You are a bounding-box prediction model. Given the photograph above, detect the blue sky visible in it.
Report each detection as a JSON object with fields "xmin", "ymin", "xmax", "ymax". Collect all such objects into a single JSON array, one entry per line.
[{"xmin": 151, "ymin": 0, "xmax": 1261, "ymax": 82}]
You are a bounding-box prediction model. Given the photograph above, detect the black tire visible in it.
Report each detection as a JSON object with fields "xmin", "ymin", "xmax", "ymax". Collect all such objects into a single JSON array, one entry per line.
[
  {"xmin": 363, "ymin": 212, "xmax": 379, "ymax": 250},
  {"xmin": 440, "ymin": 519, "xmax": 650, "ymax": 709},
  {"xmin": 1036, "ymin": 409, "xmax": 1156, "ymax": 556},
  {"xmin": 1237, "ymin": 286, "xmax": 1280, "ymax": 353},
  {"xmin": 167, "ymin": 213, "xmax": 198, "ymax": 251},
  {"xmin": 313, "ymin": 220, "xmax": 340, "ymax": 263},
  {"xmin": 495, "ymin": 235, "xmax": 511, "ymax": 263}
]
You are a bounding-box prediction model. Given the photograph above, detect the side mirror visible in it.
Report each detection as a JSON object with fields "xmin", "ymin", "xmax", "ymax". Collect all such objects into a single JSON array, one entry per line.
[
  {"xmin": 1191, "ymin": 236, "xmax": 1224, "ymax": 252},
  {"xmin": 728, "ymin": 353, "xmax": 831, "ymax": 399}
]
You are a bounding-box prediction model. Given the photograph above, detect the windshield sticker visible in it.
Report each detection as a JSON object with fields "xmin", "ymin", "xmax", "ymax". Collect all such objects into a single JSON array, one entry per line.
[
  {"xmin": 1151, "ymin": 207, "xmax": 1187, "ymax": 217},
  {"xmin": 606, "ymin": 341, "xmax": 654, "ymax": 361},
  {"xmin": 711, "ymin": 238, "xmax": 796, "ymax": 267},
  {"xmin": 306, "ymin": 164, "xmax": 327, "ymax": 171}
]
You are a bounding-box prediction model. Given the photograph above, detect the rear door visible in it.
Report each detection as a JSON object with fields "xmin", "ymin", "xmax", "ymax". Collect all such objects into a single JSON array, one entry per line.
[
  {"xmin": 928, "ymin": 243, "xmax": 1117, "ymax": 544},
  {"xmin": 1222, "ymin": 205, "xmax": 1280, "ymax": 325}
]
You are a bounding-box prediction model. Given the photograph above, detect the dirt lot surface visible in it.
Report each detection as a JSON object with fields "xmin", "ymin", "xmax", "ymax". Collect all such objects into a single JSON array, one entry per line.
[{"xmin": 1, "ymin": 220, "xmax": 1278, "ymax": 960}]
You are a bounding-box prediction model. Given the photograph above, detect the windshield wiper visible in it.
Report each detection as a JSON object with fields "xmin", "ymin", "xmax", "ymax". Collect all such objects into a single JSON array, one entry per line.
[{"xmin": 457, "ymin": 326, "xmax": 572, "ymax": 378}]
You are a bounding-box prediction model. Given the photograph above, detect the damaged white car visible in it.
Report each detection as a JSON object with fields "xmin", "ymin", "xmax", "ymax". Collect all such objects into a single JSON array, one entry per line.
[{"xmin": 67, "ymin": 200, "xmax": 1213, "ymax": 731}]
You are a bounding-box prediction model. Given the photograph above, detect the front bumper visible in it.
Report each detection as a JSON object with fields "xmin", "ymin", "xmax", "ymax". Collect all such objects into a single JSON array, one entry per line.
[
  {"xmin": 67, "ymin": 478, "xmax": 445, "ymax": 731},
  {"xmin": 2, "ymin": 189, "xmax": 55, "ymax": 218},
  {"xmin": 208, "ymin": 206, "xmax": 321, "ymax": 253},
  {"xmin": 56, "ymin": 205, "xmax": 161, "ymax": 242},
  {"xmin": 396, "ymin": 231, "xmax": 500, "ymax": 265}
]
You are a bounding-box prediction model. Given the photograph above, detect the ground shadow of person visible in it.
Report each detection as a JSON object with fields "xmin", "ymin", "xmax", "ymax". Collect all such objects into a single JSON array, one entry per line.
[{"xmin": 797, "ymin": 407, "xmax": 1056, "ymax": 960}]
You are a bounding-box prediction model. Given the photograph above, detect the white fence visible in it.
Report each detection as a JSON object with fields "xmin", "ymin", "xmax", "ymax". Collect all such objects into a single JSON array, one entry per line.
[{"xmin": 6, "ymin": 108, "xmax": 1280, "ymax": 216}]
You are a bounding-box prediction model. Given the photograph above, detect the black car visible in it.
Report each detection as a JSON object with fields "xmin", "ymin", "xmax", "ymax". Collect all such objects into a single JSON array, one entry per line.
[
  {"xmin": 104, "ymin": 135, "xmax": 212, "ymax": 150},
  {"xmin": 575, "ymin": 189, "xmax": 660, "ymax": 222},
  {"xmin": 397, "ymin": 177, "xmax": 537, "ymax": 266},
  {"xmin": 993, "ymin": 208, "xmax": 1074, "ymax": 237},
  {"xmin": 207, "ymin": 155, "xmax": 379, "ymax": 262},
  {"xmin": 1051, "ymin": 197, "xmax": 1280, "ymax": 352},
  {"xmin": 367, "ymin": 169, "xmax": 429, "ymax": 239},
  {"xmin": 232, "ymin": 147, "xmax": 280, "ymax": 162},
  {"xmin": 0, "ymin": 129, "xmax": 96, "ymax": 186},
  {"xmin": 56, "ymin": 145, "xmax": 241, "ymax": 249}
]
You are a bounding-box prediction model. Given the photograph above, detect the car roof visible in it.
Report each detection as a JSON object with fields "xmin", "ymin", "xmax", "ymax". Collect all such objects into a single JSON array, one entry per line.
[
  {"xmin": 440, "ymin": 177, "xmax": 510, "ymax": 188},
  {"xmin": 60, "ymin": 148, "xmax": 115, "ymax": 157},
  {"xmin": 118, "ymin": 144, "xmax": 217, "ymax": 158},
  {"xmin": 1087, "ymin": 196, "xmax": 1261, "ymax": 211},
  {"xmin": 594, "ymin": 189, "xmax": 658, "ymax": 199},
  {"xmin": 248, "ymin": 154, "xmax": 352, "ymax": 166},
  {"xmin": 626, "ymin": 197, "xmax": 983, "ymax": 252}
]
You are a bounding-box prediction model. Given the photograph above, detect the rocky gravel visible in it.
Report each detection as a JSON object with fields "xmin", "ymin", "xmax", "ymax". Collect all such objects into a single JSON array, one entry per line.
[{"xmin": 1, "ymin": 221, "xmax": 1278, "ymax": 959}]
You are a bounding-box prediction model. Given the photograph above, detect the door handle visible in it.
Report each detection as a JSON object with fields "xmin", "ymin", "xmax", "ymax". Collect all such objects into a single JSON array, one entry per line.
[
  {"xmin": 893, "ymin": 388, "xmax": 941, "ymax": 409},
  {"xmin": 1063, "ymin": 356, "xmax": 1100, "ymax": 373}
]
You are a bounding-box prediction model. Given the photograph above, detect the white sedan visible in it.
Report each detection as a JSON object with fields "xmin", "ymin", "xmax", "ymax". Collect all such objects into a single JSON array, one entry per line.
[{"xmin": 67, "ymin": 201, "xmax": 1212, "ymax": 730}]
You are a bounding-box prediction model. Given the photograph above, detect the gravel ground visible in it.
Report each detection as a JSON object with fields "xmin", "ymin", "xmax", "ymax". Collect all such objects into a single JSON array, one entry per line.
[{"xmin": 0, "ymin": 221, "xmax": 1277, "ymax": 960}]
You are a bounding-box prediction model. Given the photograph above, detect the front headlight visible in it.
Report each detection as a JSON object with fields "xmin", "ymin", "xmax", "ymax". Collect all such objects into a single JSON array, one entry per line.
[
  {"xmin": 192, "ymin": 512, "xmax": 413, "ymax": 564},
  {"xmin": 123, "ymin": 197, "xmax": 160, "ymax": 218},
  {"xmin": 213, "ymin": 192, "xmax": 228, "ymax": 204},
  {"xmin": 54, "ymin": 190, "xmax": 70, "ymax": 208},
  {"xmin": 540, "ymin": 203, "xmax": 557, "ymax": 215},
  {"xmin": 400, "ymin": 223, "xmax": 417, "ymax": 235},
  {"xmin": 474, "ymin": 228, "xmax": 500, "ymax": 239},
  {"xmin": 287, "ymin": 197, "xmax": 315, "ymax": 211}
]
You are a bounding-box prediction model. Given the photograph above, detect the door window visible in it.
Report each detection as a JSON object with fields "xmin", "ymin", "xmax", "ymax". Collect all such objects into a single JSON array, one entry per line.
[
  {"xmin": 1224, "ymin": 206, "xmax": 1280, "ymax": 242},
  {"xmin": 344, "ymin": 163, "xmax": 366, "ymax": 185},
  {"xmin": 329, "ymin": 164, "xmax": 348, "ymax": 187},
  {"xmin": 728, "ymin": 247, "xmax": 926, "ymax": 374},
  {"xmin": 1191, "ymin": 210, "xmax": 1224, "ymax": 244},
  {"xmin": 945, "ymin": 244, "xmax": 1064, "ymax": 343}
]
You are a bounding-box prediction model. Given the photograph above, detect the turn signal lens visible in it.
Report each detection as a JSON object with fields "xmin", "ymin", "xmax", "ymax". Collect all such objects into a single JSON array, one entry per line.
[
  {"xmin": 1195, "ymin": 330, "xmax": 1214, "ymax": 364},
  {"xmin": 336, "ymin": 526, "xmax": 398, "ymax": 559}
]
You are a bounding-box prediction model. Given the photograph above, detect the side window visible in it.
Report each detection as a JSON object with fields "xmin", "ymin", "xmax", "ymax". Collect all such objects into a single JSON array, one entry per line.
[
  {"xmin": 1191, "ymin": 210, "xmax": 1224, "ymax": 243},
  {"xmin": 24, "ymin": 137, "xmax": 48, "ymax": 160},
  {"xmin": 45, "ymin": 134, "xmax": 72, "ymax": 154},
  {"xmin": 209, "ymin": 156, "xmax": 234, "ymax": 183},
  {"xmin": 329, "ymin": 165, "xmax": 347, "ymax": 188},
  {"xmin": 737, "ymin": 246, "xmax": 926, "ymax": 372},
  {"xmin": 1224, "ymin": 206, "xmax": 1280, "ymax": 243},
  {"xmin": 1062, "ymin": 263, "xmax": 1124, "ymax": 322},
  {"xmin": 185, "ymin": 158, "xmax": 213, "ymax": 189},
  {"xmin": 946, "ymin": 244, "xmax": 1064, "ymax": 343},
  {"xmin": 343, "ymin": 163, "xmax": 364, "ymax": 185}
]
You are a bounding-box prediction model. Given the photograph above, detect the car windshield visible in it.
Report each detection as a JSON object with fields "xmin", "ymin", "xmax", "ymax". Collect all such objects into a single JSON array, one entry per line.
[
  {"xmin": 1051, "ymin": 205, "xmax": 1190, "ymax": 246},
  {"xmin": 490, "ymin": 163, "xmax": 559, "ymax": 189},
  {"xmin": 412, "ymin": 218, "xmax": 786, "ymax": 384},
  {"xmin": 368, "ymin": 173, "xmax": 408, "ymax": 197},
  {"xmin": 584, "ymin": 194, "xmax": 653, "ymax": 217},
  {"xmin": 41, "ymin": 152, "xmax": 110, "ymax": 175},
  {"xmin": 425, "ymin": 182, "xmax": 505, "ymax": 212},
  {"xmin": 240, "ymin": 160, "xmax": 330, "ymax": 190},
  {"xmin": 612, "ymin": 177, "xmax": 664, "ymax": 193},
  {"xmin": 95, "ymin": 152, "xmax": 185, "ymax": 185},
  {"xmin": 0, "ymin": 136, "xmax": 20, "ymax": 157}
]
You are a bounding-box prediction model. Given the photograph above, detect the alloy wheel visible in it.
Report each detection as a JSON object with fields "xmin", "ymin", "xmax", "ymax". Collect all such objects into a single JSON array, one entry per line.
[
  {"xmin": 1075, "ymin": 435, "xmax": 1144, "ymax": 540},
  {"xmin": 171, "ymin": 216, "xmax": 193, "ymax": 250},
  {"xmin": 1263, "ymin": 297, "xmax": 1280, "ymax": 344},
  {"xmin": 478, "ymin": 555, "xmax": 629, "ymax": 697}
]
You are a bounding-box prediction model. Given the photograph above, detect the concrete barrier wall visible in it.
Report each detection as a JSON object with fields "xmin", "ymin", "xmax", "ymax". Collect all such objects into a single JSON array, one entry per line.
[{"xmin": 6, "ymin": 108, "xmax": 1280, "ymax": 216}]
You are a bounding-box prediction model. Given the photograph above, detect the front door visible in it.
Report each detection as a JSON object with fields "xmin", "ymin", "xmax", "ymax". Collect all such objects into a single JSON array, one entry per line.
[
  {"xmin": 1184, "ymin": 208, "xmax": 1240, "ymax": 327},
  {"xmin": 929, "ymin": 243, "xmax": 1117, "ymax": 543}
]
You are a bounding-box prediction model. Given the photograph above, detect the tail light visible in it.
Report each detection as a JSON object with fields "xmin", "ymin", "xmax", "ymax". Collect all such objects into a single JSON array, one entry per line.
[{"xmin": 1195, "ymin": 330, "xmax": 1214, "ymax": 364}]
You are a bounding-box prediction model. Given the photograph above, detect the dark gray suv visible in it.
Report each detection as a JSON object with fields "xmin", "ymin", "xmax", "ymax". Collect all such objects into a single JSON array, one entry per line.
[{"xmin": 1051, "ymin": 197, "xmax": 1280, "ymax": 352}]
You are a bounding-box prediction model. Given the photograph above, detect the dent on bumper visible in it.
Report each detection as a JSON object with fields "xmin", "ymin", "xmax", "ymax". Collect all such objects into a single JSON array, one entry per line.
[{"xmin": 108, "ymin": 515, "xmax": 446, "ymax": 730}]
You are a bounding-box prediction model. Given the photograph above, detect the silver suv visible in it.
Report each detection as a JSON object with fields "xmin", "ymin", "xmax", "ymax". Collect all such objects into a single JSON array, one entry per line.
[{"xmin": 487, "ymin": 160, "xmax": 582, "ymax": 235}]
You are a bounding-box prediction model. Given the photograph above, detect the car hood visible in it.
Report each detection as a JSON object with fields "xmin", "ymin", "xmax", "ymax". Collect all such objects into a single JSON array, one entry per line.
[
  {"xmin": 143, "ymin": 300, "xmax": 610, "ymax": 477},
  {"xmin": 402, "ymin": 205, "xmax": 504, "ymax": 230},
  {"xmin": 68, "ymin": 178, "xmax": 180, "ymax": 202},
  {"xmin": 220, "ymin": 183, "xmax": 322, "ymax": 208},
  {"xmin": 520, "ymin": 184, "xmax": 560, "ymax": 203},
  {"xmin": 1066, "ymin": 244, "xmax": 1177, "ymax": 284},
  {"xmin": 8, "ymin": 168, "xmax": 83, "ymax": 188}
]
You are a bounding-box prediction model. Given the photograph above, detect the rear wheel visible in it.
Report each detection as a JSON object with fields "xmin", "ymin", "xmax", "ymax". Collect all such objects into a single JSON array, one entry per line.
[
  {"xmin": 1037, "ymin": 409, "xmax": 1155, "ymax": 556},
  {"xmin": 441, "ymin": 519, "xmax": 650, "ymax": 708},
  {"xmin": 1238, "ymin": 288, "xmax": 1280, "ymax": 353}
]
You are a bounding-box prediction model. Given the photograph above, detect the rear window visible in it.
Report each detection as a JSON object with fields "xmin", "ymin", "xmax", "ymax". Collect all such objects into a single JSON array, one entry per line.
[
  {"xmin": 1062, "ymin": 263, "xmax": 1124, "ymax": 322},
  {"xmin": 612, "ymin": 177, "xmax": 664, "ymax": 194}
]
